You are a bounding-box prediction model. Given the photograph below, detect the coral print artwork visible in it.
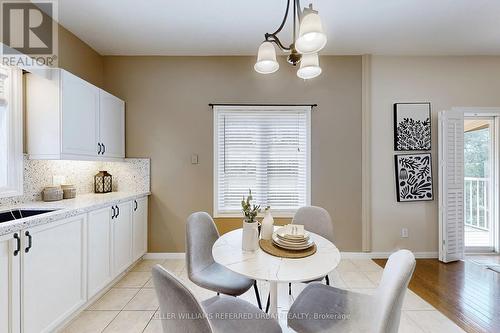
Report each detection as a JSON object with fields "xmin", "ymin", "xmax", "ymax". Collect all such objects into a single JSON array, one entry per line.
[
  {"xmin": 394, "ymin": 103, "xmax": 431, "ymax": 151},
  {"xmin": 395, "ymin": 153, "xmax": 433, "ymax": 202}
]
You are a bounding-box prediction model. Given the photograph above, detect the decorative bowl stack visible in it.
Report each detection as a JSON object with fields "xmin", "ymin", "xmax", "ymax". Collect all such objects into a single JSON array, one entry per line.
[{"xmin": 272, "ymin": 224, "xmax": 314, "ymax": 251}]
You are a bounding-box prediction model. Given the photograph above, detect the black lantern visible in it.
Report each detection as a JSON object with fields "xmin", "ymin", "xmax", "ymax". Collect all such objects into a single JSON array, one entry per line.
[{"xmin": 94, "ymin": 171, "xmax": 112, "ymax": 193}]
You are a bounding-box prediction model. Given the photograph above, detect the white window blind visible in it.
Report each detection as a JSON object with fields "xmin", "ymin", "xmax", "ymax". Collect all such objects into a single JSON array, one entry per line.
[{"xmin": 214, "ymin": 105, "xmax": 311, "ymax": 216}]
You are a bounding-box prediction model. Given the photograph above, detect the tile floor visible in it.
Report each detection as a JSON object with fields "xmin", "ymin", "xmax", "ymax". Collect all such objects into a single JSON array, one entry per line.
[{"xmin": 62, "ymin": 258, "xmax": 466, "ymax": 333}]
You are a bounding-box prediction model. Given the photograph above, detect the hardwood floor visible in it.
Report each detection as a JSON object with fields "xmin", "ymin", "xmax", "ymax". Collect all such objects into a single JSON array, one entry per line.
[{"xmin": 373, "ymin": 257, "xmax": 500, "ymax": 333}]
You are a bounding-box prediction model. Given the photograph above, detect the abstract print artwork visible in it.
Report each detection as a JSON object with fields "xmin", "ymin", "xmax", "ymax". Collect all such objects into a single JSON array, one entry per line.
[
  {"xmin": 395, "ymin": 153, "xmax": 433, "ymax": 202},
  {"xmin": 394, "ymin": 103, "xmax": 431, "ymax": 151}
]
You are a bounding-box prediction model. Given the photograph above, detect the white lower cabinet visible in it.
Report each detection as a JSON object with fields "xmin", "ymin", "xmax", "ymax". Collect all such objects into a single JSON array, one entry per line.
[
  {"xmin": 112, "ymin": 201, "xmax": 133, "ymax": 277},
  {"xmin": 87, "ymin": 208, "xmax": 113, "ymax": 299},
  {"xmin": 132, "ymin": 197, "xmax": 148, "ymax": 261},
  {"xmin": 1, "ymin": 196, "xmax": 148, "ymax": 333},
  {"xmin": 0, "ymin": 233, "xmax": 21, "ymax": 333},
  {"xmin": 22, "ymin": 215, "xmax": 87, "ymax": 333}
]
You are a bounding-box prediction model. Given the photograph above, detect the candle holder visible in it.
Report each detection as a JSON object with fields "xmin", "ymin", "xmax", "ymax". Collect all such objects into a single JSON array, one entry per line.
[{"xmin": 94, "ymin": 171, "xmax": 112, "ymax": 193}]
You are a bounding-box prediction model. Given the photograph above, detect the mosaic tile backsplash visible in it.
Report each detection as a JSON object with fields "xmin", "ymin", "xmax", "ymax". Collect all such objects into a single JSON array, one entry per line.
[{"xmin": 0, "ymin": 155, "xmax": 150, "ymax": 206}]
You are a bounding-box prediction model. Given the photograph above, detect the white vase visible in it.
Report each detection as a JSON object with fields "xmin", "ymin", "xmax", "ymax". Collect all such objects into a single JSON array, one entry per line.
[
  {"xmin": 242, "ymin": 220, "xmax": 259, "ymax": 251},
  {"xmin": 261, "ymin": 208, "xmax": 274, "ymax": 240}
]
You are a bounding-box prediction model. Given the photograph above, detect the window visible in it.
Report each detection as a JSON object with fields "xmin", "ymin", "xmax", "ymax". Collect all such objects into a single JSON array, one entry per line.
[
  {"xmin": 214, "ymin": 105, "xmax": 311, "ymax": 217},
  {"xmin": 0, "ymin": 65, "xmax": 23, "ymax": 198}
]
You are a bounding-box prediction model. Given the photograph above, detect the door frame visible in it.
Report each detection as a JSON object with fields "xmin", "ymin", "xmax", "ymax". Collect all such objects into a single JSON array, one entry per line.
[{"xmin": 454, "ymin": 107, "xmax": 500, "ymax": 253}]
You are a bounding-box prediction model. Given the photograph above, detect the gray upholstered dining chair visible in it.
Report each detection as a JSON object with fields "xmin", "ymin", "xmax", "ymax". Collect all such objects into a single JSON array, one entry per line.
[
  {"xmin": 292, "ymin": 206, "xmax": 334, "ymax": 284},
  {"xmin": 265, "ymin": 206, "xmax": 335, "ymax": 312},
  {"xmin": 152, "ymin": 265, "xmax": 282, "ymax": 333},
  {"xmin": 291, "ymin": 207, "xmax": 334, "ymax": 286},
  {"xmin": 186, "ymin": 212, "xmax": 262, "ymax": 309},
  {"xmin": 287, "ymin": 249, "xmax": 416, "ymax": 333},
  {"xmin": 293, "ymin": 206, "xmax": 335, "ymax": 242}
]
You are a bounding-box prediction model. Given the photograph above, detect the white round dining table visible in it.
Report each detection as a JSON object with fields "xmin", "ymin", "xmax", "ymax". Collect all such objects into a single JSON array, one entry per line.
[{"xmin": 212, "ymin": 228, "xmax": 341, "ymax": 316}]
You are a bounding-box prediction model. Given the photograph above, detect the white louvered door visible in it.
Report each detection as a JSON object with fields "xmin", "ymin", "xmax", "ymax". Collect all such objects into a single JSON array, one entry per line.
[{"xmin": 438, "ymin": 110, "xmax": 465, "ymax": 263}]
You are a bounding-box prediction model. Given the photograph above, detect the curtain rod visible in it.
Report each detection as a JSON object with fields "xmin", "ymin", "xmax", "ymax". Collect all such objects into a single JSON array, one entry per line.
[{"xmin": 209, "ymin": 103, "xmax": 317, "ymax": 108}]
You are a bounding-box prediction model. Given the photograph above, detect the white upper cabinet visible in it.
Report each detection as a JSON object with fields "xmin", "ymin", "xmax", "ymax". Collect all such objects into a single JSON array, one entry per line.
[
  {"xmin": 61, "ymin": 70, "xmax": 100, "ymax": 157},
  {"xmin": 26, "ymin": 69, "xmax": 125, "ymax": 161},
  {"xmin": 99, "ymin": 90, "xmax": 125, "ymax": 158}
]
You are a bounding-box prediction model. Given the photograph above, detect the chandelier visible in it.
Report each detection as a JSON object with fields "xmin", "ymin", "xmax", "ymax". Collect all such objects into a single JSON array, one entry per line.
[{"xmin": 254, "ymin": 0, "xmax": 326, "ymax": 80}]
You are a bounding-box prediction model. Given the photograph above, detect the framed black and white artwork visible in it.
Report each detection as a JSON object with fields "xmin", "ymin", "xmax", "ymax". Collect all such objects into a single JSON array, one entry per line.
[
  {"xmin": 394, "ymin": 103, "xmax": 431, "ymax": 151},
  {"xmin": 395, "ymin": 153, "xmax": 433, "ymax": 202}
]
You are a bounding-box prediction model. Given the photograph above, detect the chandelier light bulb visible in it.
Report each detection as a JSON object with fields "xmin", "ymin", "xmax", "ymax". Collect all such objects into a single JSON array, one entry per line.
[
  {"xmin": 295, "ymin": 10, "xmax": 327, "ymax": 54},
  {"xmin": 254, "ymin": 41, "xmax": 279, "ymax": 74},
  {"xmin": 297, "ymin": 53, "xmax": 322, "ymax": 79}
]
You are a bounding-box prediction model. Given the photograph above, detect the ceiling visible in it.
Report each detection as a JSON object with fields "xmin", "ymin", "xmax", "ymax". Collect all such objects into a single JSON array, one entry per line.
[{"xmin": 56, "ymin": 0, "xmax": 500, "ymax": 56}]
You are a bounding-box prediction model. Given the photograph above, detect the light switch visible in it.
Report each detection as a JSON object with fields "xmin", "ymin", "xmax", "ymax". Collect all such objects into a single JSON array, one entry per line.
[{"xmin": 191, "ymin": 154, "xmax": 199, "ymax": 164}]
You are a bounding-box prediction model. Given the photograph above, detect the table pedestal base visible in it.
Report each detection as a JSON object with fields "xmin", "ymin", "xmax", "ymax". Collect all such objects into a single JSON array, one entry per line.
[{"xmin": 269, "ymin": 281, "xmax": 278, "ymax": 317}]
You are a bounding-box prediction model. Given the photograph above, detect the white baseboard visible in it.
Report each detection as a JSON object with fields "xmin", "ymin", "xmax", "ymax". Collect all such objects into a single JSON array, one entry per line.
[
  {"xmin": 341, "ymin": 251, "xmax": 438, "ymax": 259},
  {"xmin": 143, "ymin": 251, "xmax": 438, "ymax": 260},
  {"xmin": 409, "ymin": 252, "xmax": 439, "ymax": 259}
]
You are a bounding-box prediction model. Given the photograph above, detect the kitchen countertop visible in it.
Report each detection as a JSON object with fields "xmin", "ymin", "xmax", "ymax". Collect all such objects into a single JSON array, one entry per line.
[{"xmin": 0, "ymin": 191, "xmax": 150, "ymax": 236}]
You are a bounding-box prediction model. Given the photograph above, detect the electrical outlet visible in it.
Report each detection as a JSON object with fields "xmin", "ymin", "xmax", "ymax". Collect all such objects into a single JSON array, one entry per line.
[{"xmin": 401, "ymin": 228, "xmax": 409, "ymax": 238}]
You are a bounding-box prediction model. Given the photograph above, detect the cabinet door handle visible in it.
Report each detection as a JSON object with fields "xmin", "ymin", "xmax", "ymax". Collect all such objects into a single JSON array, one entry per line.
[
  {"xmin": 98, "ymin": 143, "xmax": 102, "ymax": 155},
  {"xmin": 116, "ymin": 205, "xmax": 120, "ymax": 217},
  {"xmin": 134, "ymin": 200, "xmax": 138, "ymax": 211},
  {"xmin": 102, "ymin": 143, "xmax": 106, "ymax": 155},
  {"xmin": 111, "ymin": 206, "xmax": 116, "ymax": 219},
  {"xmin": 13, "ymin": 233, "xmax": 20, "ymax": 256},
  {"xmin": 25, "ymin": 231, "xmax": 32, "ymax": 253}
]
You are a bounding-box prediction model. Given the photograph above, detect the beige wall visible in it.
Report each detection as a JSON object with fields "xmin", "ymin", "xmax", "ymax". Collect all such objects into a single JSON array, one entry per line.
[
  {"xmin": 370, "ymin": 56, "xmax": 500, "ymax": 253},
  {"xmin": 27, "ymin": 25, "xmax": 500, "ymax": 255},
  {"xmin": 103, "ymin": 56, "xmax": 362, "ymax": 253},
  {"xmin": 58, "ymin": 26, "xmax": 104, "ymax": 87}
]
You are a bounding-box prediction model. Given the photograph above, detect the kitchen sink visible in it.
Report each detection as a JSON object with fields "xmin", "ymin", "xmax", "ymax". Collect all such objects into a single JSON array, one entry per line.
[{"xmin": 0, "ymin": 209, "xmax": 58, "ymax": 223}]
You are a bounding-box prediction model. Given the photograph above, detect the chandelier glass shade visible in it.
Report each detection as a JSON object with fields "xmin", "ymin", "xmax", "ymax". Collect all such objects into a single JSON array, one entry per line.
[
  {"xmin": 254, "ymin": 41, "xmax": 280, "ymax": 74},
  {"xmin": 297, "ymin": 53, "xmax": 321, "ymax": 79},
  {"xmin": 295, "ymin": 11, "xmax": 327, "ymax": 54},
  {"xmin": 254, "ymin": 0, "xmax": 326, "ymax": 79}
]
